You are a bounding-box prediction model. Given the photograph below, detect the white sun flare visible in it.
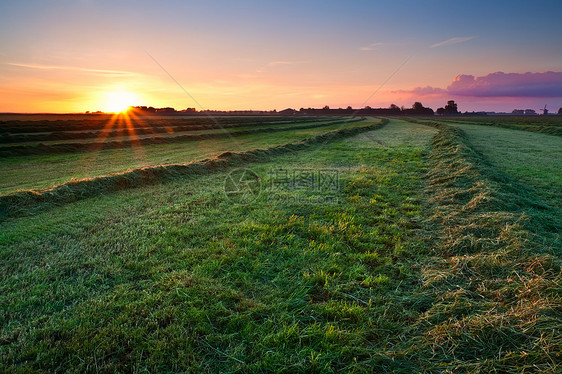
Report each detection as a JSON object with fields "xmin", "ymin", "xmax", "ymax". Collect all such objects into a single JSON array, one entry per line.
[{"xmin": 104, "ymin": 90, "xmax": 139, "ymax": 113}]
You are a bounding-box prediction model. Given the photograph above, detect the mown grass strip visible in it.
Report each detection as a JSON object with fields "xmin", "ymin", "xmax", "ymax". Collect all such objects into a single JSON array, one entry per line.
[
  {"xmin": 0, "ymin": 116, "xmax": 329, "ymax": 134},
  {"xmin": 0, "ymin": 118, "xmax": 364, "ymax": 157},
  {"xmin": 0, "ymin": 119, "xmax": 388, "ymax": 222},
  {"xmin": 434, "ymin": 117, "xmax": 562, "ymax": 137},
  {"xmin": 0, "ymin": 117, "xmax": 337, "ymax": 144},
  {"xmin": 406, "ymin": 122, "xmax": 561, "ymax": 372}
]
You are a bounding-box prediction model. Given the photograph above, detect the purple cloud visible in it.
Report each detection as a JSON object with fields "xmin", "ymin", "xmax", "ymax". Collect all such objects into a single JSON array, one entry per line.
[
  {"xmin": 447, "ymin": 71, "xmax": 562, "ymax": 97},
  {"xmin": 396, "ymin": 71, "xmax": 562, "ymax": 98}
]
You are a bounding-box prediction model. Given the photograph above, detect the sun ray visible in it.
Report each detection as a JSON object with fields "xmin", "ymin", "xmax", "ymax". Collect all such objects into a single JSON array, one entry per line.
[
  {"xmin": 92, "ymin": 113, "xmax": 120, "ymax": 151},
  {"xmin": 122, "ymin": 110, "xmax": 147, "ymax": 161},
  {"xmin": 76, "ymin": 95, "xmax": 154, "ymax": 177},
  {"xmin": 75, "ymin": 112, "xmax": 120, "ymax": 176}
]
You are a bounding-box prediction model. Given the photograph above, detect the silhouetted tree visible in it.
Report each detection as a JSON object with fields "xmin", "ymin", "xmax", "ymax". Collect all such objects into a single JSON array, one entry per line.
[
  {"xmin": 444, "ymin": 100, "xmax": 459, "ymax": 115},
  {"xmin": 407, "ymin": 102, "xmax": 434, "ymax": 115},
  {"xmin": 387, "ymin": 104, "xmax": 401, "ymax": 114},
  {"xmin": 558, "ymin": 108, "xmax": 562, "ymax": 115},
  {"xmin": 412, "ymin": 102, "xmax": 423, "ymax": 111},
  {"xmin": 436, "ymin": 107, "xmax": 445, "ymax": 115}
]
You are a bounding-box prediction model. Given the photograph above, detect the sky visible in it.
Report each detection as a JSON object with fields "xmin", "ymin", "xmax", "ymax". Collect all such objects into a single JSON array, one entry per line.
[{"xmin": 1, "ymin": 0, "xmax": 561, "ymax": 113}]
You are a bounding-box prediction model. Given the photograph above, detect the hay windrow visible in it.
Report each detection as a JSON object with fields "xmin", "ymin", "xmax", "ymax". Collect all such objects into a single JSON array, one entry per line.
[
  {"xmin": 443, "ymin": 118, "xmax": 562, "ymax": 137},
  {"xmin": 408, "ymin": 123, "xmax": 561, "ymax": 372},
  {"xmin": 0, "ymin": 115, "xmax": 328, "ymax": 134},
  {"xmin": 0, "ymin": 119, "xmax": 388, "ymax": 221},
  {"xmin": 0, "ymin": 118, "xmax": 365, "ymax": 157}
]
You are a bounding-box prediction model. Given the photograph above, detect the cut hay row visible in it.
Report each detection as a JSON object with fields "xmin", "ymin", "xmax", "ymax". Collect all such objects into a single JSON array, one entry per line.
[
  {"xmin": 438, "ymin": 118, "xmax": 562, "ymax": 136},
  {"xmin": 0, "ymin": 119, "xmax": 324, "ymax": 144},
  {"xmin": 0, "ymin": 117, "xmax": 334, "ymax": 142},
  {"xmin": 0, "ymin": 118, "xmax": 364, "ymax": 157},
  {"xmin": 0, "ymin": 119, "xmax": 388, "ymax": 222},
  {"xmin": 409, "ymin": 122, "xmax": 561, "ymax": 372},
  {"xmin": 0, "ymin": 116, "xmax": 330, "ymax": 134}
]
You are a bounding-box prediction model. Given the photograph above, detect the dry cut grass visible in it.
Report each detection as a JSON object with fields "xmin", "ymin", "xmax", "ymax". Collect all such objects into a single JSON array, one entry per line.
[{"xmin": 409, "ymin": 123, "xmax": 561, "ymax": 373}]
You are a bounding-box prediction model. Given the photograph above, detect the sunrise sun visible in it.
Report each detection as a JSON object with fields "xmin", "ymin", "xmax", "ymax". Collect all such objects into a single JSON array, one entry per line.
[{"xmin": 104, "ymin": 90, "xmax": 139, "ymax": 113}]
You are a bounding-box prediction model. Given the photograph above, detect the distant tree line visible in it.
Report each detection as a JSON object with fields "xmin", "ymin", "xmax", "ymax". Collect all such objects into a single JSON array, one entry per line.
[
  {"xmin": 512, "ymin": 109, "xmax": 537, "ymax": 115},
  {"xmin": 512, "ymin": 107, "xmax": 562, "ymax": 115},
  {"xmin": 297, "ymin": 102, "xmax": 436, "ymax": 116},
  {"xmin": 130, "ymin": 106, "xmax": 279, "ymax": 116},
  {"xmin": 100, "ymin": 101, "xmax": 562, "ymax": 117},
  {"xmin": 128, "ymin": 102, "xmax": 447, "ymax": 117}
]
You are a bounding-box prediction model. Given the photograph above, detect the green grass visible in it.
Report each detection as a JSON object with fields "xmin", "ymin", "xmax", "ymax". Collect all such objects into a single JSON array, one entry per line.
[
  {"xmin": 452, "ymin": 124, "xmax": 562, "ymax": 212},
  {"xmin": 0, "ymin": 118, "xmax": 371, "ymax": 194},
  {"xmin": 409, "ymin": 123, "xmax": 561, "ymax": 373},
  {"xmin": 0, "ymin": 120, "xmax": 437, "ymax": 372},
  {"xmin": 2, "ymin": 119, "xmax": 560, "ymax": 372},
  {"xmin": 0, "ymin": 118, "xmax": 344, "ymax": 146},
  {"xmin": 415, "ymin": 115, "xmax": 562, "ymax": 136}
]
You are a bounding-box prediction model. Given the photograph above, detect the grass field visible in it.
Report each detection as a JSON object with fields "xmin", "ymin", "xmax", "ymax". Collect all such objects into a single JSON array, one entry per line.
[
  {"xmin": 0, "ymin": 117, "xmax": 560, "ymax": 372},
  {"xmin": 0, "ymin": 117, "xmax": 369, "ymax": 194},
  {"xmin": 452, "ymin": 124, "xmax": 562, "ymax": 212},
  {"xmin": 417, "ymin": 122, "xmax": 560, "ymax": 372},
  {"xmin": 0, "ymin": 118, "xmax": 338, "ymax": 145},
  {"xmin": 420, "ymin": 115, "xmax": 562, "ymax": 136}
]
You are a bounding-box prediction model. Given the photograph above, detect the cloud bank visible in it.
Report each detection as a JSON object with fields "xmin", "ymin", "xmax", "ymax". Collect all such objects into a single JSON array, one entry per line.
[{"xmin": 397, "ymin": 71, "xmax": 562, "ymax": 98}]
